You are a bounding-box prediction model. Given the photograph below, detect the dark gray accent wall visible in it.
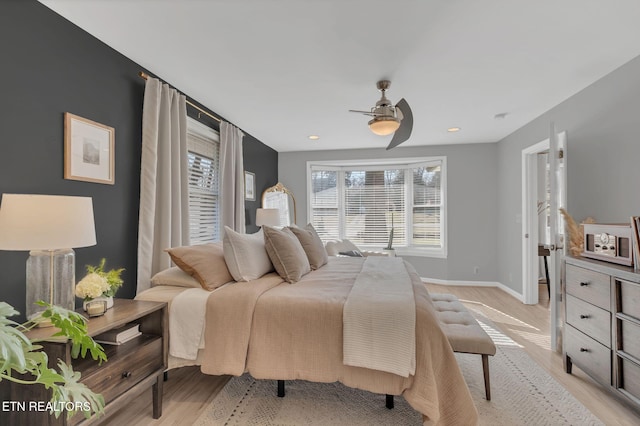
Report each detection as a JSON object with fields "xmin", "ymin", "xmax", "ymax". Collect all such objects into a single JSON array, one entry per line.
[
  {"xmin": 0, "ymin": 1, "xmax": 277, "ymax": 319},
  {"xmin": 496, "ymin": 54, "xmax": 640, "ymax": 294},
  {"xmin": 244, "ymin": 134, "xmax": 279, "ymax": 233}
]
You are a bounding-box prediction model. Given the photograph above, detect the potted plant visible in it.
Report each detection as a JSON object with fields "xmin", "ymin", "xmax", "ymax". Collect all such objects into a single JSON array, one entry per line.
[
  {"xmin": 76, "ymin": 259, "xmax": 124, "ymax": 312},
  {"xmin": 0, "ymin": 301, "xmax": 106, "ymax": 420}
]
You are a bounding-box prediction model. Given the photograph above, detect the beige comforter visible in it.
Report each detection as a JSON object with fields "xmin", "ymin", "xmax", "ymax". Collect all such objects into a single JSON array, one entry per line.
[{"xmin": 201, "ymin": 257, "xmax": 478, "ymax": 426}]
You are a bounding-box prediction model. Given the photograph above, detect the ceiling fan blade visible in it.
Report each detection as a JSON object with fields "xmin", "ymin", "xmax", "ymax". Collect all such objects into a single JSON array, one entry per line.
[
  {"xmin": 386, "ymin": 98, "xmax": 413, "ymax": 150},
  {"xmin": 349, "ymin": 109, "xmax": 381, "ymax": 116}
]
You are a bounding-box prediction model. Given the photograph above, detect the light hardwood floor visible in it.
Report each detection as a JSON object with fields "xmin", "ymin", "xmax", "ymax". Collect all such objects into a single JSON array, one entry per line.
[{"xmin": 105, "ymin": 283, "xmax": 640, "ymax": 425}]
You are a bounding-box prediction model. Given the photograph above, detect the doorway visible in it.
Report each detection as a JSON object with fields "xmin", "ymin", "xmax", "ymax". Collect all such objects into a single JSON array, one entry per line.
[
  {"xmin": 522, "ymin": 139, "xmax": 549, "ymax": 305},
  {"xmin": 522, "ymin": 129, "xmax": 567, "ymax": 352}
]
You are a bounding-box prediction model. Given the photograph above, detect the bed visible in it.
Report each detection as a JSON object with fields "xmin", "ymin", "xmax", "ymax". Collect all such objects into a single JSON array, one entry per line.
[{"xmin": 135, "ymin": 227, "xmax": 478, "ymax": 426}]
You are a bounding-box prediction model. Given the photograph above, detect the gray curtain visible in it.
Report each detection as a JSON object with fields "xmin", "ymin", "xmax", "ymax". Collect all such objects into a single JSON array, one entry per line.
[
  {"xmin": 220, "ymin": 120, "xmax": 245, "ymax": 233},
  {"xmin": 137, "ymin": 77, "xmax": 189, "ymax": 293}
]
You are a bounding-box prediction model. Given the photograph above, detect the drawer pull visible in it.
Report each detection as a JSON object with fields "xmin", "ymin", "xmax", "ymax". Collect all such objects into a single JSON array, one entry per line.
[
  {"xmin": 122, "ymin": 371, "xmax": 132, "ymax": 379},
  {"xmin": 579, "ymin": 282, "xmax": 589, "ymax": 287},
  {"xmin": 579, "ymin": 314, "xmax": 590, "ymax": 319},
  {"xmin": 579, "ymin": 348, "xmax": 589, "ymax": 353}
]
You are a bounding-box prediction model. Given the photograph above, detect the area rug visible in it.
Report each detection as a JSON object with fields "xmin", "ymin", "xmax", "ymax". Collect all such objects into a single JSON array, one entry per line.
[{"xmin": 195, "ymin": 312, "xmax": 603, "ymax": 425}]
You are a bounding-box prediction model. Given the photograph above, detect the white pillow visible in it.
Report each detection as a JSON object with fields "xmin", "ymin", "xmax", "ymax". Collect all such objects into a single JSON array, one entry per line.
[
  {"xmin": 150, "ymin": 267, "xmax": 201, "ymax": 288},
  {"xmin": 223, "ymin": 226, "xmax": 274, "ymax": 281}
]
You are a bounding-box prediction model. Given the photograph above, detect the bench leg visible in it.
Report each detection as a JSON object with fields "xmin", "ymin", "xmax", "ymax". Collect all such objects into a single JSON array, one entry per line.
[
  {"xmin": 277, "ymin": 380, "xmax": 285, "ymax": 397},
  {"xmin": 482, "ymin": 354, "xmax": 491, "ymax": 401},
  {"xmin": 385, "ymin": 394, "xmax": 394, "ymax": 409}
]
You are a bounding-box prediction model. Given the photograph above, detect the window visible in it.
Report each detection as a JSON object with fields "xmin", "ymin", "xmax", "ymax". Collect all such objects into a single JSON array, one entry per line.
[
  {"xmin": 187, "ymin": 118, "xmax": 220, "ymax": 244},
  {"xmin": 308, "ymin": 157, "xmax": 446, "ymax": 257}
]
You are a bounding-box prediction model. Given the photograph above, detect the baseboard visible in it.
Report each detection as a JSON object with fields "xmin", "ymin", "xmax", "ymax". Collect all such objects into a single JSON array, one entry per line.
[{"xmin": 421, "ymin": 277, "xmax": 525, "ymax": 303}]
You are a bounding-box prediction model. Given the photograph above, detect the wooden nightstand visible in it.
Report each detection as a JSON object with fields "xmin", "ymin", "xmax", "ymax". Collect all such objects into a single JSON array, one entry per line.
[{"xmin": 9, "ymin": 299, "xmax": 167, "ymax": 425}]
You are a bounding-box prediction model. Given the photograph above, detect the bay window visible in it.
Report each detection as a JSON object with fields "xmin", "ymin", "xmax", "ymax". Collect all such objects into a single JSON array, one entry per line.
[{"xmin": 308, "ymin": 157, "xmax": 446, "ymax": 257}]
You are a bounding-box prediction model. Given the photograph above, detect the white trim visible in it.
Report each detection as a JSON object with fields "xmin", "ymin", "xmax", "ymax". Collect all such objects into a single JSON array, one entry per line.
[
  {"xmin": 309, "ymin": 156, "xmax": 443, "ymax": 169},
  {"xmin": 421, "ymin": 277, "xmax": 525, "ymax": 303},
  {"xmin": 521, "ymin": 139, "xmax": 549, "ymax": 305}
]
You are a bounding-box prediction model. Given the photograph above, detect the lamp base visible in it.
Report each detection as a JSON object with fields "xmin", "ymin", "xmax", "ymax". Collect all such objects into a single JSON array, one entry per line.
[{"xmin": 26, "ymin": 248, "xmax": 75, "ymax": 321}]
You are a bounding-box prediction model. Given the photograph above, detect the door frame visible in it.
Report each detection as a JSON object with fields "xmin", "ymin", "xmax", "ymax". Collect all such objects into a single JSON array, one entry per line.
[{"xmin": 521, "ymin": 139, "xmax": 549, "ymax": 305}]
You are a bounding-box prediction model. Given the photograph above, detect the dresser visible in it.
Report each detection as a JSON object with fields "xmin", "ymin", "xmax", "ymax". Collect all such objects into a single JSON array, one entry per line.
[
  {"xmin": 564, "ymin": 256, "xmax": 640, "ymax": 410},
  {"xmin": 9, "ymin": 299, "xmax": 167, "ymax": 425}
]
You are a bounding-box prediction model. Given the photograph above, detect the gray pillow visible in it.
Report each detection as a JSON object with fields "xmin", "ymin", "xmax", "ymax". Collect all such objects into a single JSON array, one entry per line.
[
  {"xmin": 289, "ymin": 224, "xmax": 328, "ymax": 269},
  {"xmin": 338, "ymin": 250, "xmax": 364, "ymax": 257},
  {"xmin": 263, "ymin": 226, "xmax": 311, "ymax": 283}
]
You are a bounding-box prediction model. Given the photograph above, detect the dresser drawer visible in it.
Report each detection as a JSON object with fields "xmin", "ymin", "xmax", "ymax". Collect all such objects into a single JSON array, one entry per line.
[
  {"xmin": 619, "ymin": 280, "xmax": 640, "ymax": 321},
  {"xmin": 619, "ymin": 320, "xmax": 640, "ymax": 361},
  {"xmin": 566, "ymin": 264, "xmax": 610, "ymax": 310},
  {"xmin": 82, "ymin": 335, "xmax": 162, "ymax": 404},
  {"xmin": 566, "ymin": 294, "xmax": 611, "ymax": 347},
  {"xmin": 565, "ymin": 324, "xmax": 611, "ymax": 385},
  {"xmin": 618, "ymin": 357, "xmax": 640, "ymax": 404}
]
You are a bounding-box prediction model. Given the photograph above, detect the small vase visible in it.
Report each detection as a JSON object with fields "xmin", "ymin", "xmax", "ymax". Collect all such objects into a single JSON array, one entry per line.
[{"xmin": 83, "ymin": 295, "xmax": 114, "ymax": 312}]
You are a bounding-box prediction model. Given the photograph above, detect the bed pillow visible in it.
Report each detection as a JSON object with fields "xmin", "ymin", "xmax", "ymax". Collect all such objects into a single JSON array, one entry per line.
[
  {"xmin": 263, "ymin": 225, "xmax": 311, "ymax": 283},
  {"xmin": 150, "ymin": 267, "xmax": 201, "ymax": 288},
  {"xmin": 289, "ymin": 223, "xmax": 328, "ymax": 270},
  {"xmin": 338, "ymin": 250, "xmax": 364, "ymax": 257},
  {"xmin": 166, "ymin": 242, "xmax": 233, "ymax": 290},
  {"xmin": 223, "ymin": 226, "xmax": 274, "ymax": 281}
]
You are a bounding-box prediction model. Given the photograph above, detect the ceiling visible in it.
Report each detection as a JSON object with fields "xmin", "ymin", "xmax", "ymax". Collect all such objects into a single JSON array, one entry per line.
[{"xmin": 39, "ymin": 0, "xmax": 640, "ymax": 152}]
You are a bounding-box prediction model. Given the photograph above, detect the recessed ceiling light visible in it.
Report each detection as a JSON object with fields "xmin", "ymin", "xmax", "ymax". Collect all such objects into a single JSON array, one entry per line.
[
  {"xmin": 308, "ymin": 135, "xmax": 320, "ymax": 140},
  {"xmin": 447, "ymin": 127, "xmax": 461, "ymax": 133}
]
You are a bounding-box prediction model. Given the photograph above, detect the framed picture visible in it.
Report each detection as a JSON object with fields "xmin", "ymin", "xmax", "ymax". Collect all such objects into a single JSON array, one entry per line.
[
  {"xmin": 244, "ymin": 171, "xmax": 255, "ymax": 201},
  {"xmin": 64, "ymin": 112, "xmax": 115, "ymax": 185}
]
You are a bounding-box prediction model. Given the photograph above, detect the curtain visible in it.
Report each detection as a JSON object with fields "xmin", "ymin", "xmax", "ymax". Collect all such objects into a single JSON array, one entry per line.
[
  {"xmin": 219, "ymin": 120, "xmax": 245, "ymax": 233},
  {"xmin": 137, "ymin": 77, "xmax": 189, "ymax": 293}
]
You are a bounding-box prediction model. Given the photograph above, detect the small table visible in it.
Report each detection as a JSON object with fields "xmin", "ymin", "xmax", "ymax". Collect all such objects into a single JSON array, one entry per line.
[{"xmin": 9, "ymin": 299, "xmax": 167, "ymax": 425}]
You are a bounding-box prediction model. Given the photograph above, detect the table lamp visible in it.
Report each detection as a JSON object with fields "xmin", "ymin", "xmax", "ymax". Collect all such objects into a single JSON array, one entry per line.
[
  {"xmin": 0, "ymin": 194, "xmax": 96, "ymax": 321},
  {"xmin": 256, "ymin": 208, "xmax": 281, "ymax": 227}
]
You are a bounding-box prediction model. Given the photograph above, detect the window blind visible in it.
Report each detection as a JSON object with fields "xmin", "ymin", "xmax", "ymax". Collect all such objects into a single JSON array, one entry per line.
[
  {"xmin": 309, "ymin": 158, "xmax": 444, "ymax": 252},
  {"xmin": 187, "ymin": 119, "xmax": 220, "ymax": 244}
]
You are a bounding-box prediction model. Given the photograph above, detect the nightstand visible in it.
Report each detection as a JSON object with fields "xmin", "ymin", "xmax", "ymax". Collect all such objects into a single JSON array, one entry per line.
[{"xmin": 9, "ymin": 299, "xmax": 167, "ymax": 425}]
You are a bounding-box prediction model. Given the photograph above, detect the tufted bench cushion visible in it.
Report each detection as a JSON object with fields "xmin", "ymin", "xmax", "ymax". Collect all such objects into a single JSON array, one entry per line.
[
  {"xmin": 430, "ymin": 293, "xmax": 496, "ymax": 356},
  {"xmin": 430, "ymin": 293, "xmax": 496, "ymax": 400}
]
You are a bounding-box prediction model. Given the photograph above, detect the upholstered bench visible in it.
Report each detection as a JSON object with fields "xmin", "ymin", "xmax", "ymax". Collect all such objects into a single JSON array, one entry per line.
[{"xmin": 430, "ymin": 293, "xmax": 497, "ymax": 400}]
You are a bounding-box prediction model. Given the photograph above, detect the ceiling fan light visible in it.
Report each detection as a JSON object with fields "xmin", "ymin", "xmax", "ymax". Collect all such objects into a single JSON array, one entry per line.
[{"xmin": 368, "ymin": 117, "xmax": 400, "ymax": 136}]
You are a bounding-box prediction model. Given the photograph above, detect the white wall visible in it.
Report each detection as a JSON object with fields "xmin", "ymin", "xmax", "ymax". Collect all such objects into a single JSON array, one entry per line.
[
  {"xmin": 279, "ymin": 143, "xmax": 499, "ymax": 281},
  {"xmin": 496, "ymin": 54, "xmax": 640, "ymax": 294}
]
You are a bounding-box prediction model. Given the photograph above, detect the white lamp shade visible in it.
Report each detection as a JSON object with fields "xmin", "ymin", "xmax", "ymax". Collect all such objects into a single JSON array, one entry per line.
[
  {"xmin": 368, "ymin": 117, "xmax": 400, "ymax": 136},
  {"xmin": 0, "ymin": 194, "xmax": 97, "ymax": 250},
  {"xmin": 256, "ymin": 208, "xmax": 281, "ymax": 227}
]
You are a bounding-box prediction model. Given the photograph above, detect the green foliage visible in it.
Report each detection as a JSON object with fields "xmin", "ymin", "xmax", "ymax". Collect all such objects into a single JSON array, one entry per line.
[
  {"xmin": 36, "ymin": 302, "xmax": 107, "ymax": 363},
  {"xmin": 0, "ymin": 301, "xmax": 106, "ymax": 419},
  {"xmin": 86, "ymin": 258, "xmax": 125, "ymax": 297}
]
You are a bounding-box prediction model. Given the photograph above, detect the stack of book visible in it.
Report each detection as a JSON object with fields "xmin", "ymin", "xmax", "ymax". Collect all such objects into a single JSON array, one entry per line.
[{"xmin": 95, "ymin": 323, "xmax": 141, "ymax": 345}]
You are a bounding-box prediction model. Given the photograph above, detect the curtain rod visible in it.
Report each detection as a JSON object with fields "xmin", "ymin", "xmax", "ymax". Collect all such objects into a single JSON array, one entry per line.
[{"xmin": 138, "ymin": 71, "xmax": 221, "ymax": 123}]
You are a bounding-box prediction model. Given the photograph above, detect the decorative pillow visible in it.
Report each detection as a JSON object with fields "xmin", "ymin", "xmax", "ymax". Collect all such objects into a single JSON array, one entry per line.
[
  {"xmin": 338, "ymin": 250, "xmax": 364, "ymax": 257},
  {"xmin": 263, "ymin": 225, "xmax": 311, "ymax": 283},
  {"xmin": 166, "ymin": 242, "xmax": 233, "ymax": 290},
  {"xmin": 150, "ymin": 267, "xmax": 201, "ymax": 288},
  {"xmin": 289, "ymin": 223, "xmax": 328, "ymax": 270},
  {"xmin": 325, "ymin": 239, "xmax": 360, "ymax": 256},
  {"xmin": 223, "ymin": 227, "xmax": 274, "ymax": 282}
]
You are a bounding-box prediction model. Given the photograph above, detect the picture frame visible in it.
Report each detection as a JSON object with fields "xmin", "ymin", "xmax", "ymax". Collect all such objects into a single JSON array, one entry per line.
[
  {"xmin": 244, "ymin": 171, "xmax": 255, "ymax": 201},
  {"xmin": 64, "ymin": 112, "xmax": 115, "ymax": 185}
]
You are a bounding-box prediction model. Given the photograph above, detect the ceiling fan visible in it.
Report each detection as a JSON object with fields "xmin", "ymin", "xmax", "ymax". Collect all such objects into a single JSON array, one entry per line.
[{"xmin": 349, "ymin": 80, "xmax": 413, "ymax": 150}]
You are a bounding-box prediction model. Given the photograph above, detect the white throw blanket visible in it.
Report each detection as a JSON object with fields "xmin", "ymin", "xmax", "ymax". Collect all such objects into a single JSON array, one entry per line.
[
  {"xmin": 169, "ymin": 287, "xmax": 211, "ymax": 359},
  {"xmin": 343, "ymin": 257, "xmax": 416, "ymax": 377}
]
